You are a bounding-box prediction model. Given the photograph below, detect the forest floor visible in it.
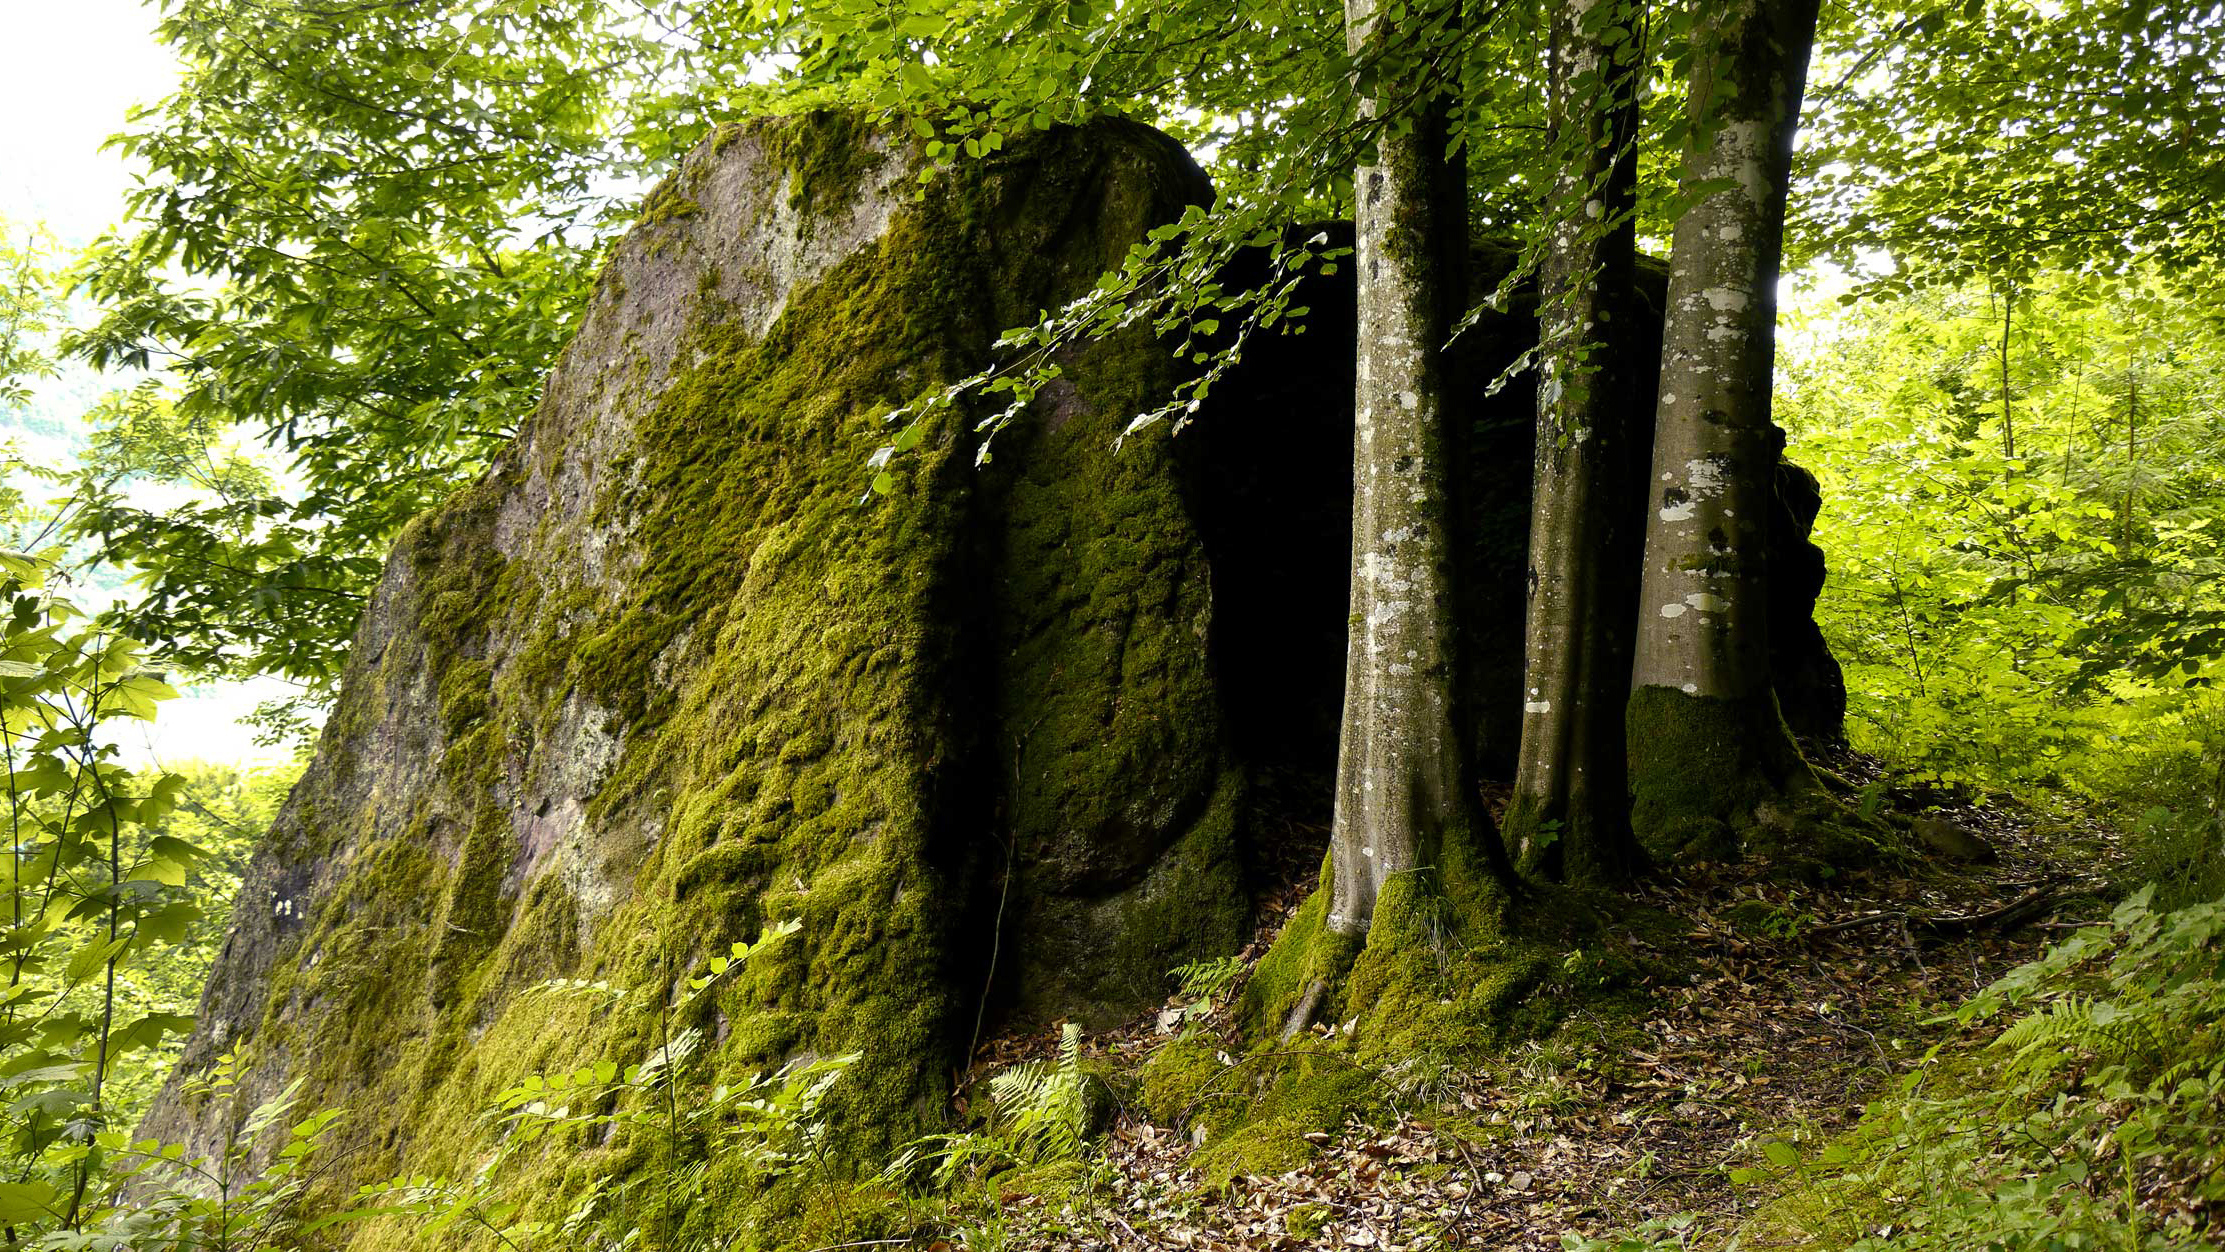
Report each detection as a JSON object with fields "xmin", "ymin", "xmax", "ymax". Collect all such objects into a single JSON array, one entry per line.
[{"xmin": 946, "ymin": 753, "xmax": 2124, "ymax": 1251}]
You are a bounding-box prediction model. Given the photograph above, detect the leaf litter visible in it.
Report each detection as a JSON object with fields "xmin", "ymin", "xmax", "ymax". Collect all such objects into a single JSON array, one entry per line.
[{"xmin": 935, "ymin": 750, "xmax": 2132, "ymax": 1250}]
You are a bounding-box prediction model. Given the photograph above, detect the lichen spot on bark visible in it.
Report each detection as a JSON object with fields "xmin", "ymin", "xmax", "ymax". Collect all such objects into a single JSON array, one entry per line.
[
  {"xmin": 1701, "ymin": 286, "xmax": 1751, "ymax": 313},
  {"xmin": 1685, "ymin": 457, "xmax": 1727, "ymax": 496}
]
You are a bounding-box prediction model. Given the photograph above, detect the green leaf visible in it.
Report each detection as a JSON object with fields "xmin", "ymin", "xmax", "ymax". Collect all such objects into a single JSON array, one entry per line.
[
  {"xmin": 64, "ymin": 936, "xmax": 130, "ymax": 987},
  {"xmin": 131, "ymin": 857, "xmax": 189, "ymax": 887},
  {"xmin": 0, "ymin": 1179, "xmax": 57, "ymax": 1223}
]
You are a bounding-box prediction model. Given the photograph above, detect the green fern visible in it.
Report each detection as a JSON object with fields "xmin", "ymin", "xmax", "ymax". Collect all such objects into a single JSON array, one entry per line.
[
  {"xmin": 885, "ymin": 1022, "xmax": 1098, "ymax": 1188},
  {"xmin": 1991, "ymin": 995, "xmax": 2164, "ymax": 1081},
  {"xmin": 986, "ymin": 1022, "xmax": 1091, "ymax": 1165},
  {"xmin": 1172, "ymin": 956, "xmax": 1244, "ymax": 1002}
]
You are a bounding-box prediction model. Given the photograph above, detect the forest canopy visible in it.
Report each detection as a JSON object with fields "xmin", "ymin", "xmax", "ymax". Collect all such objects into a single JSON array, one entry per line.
[{"xmin": 41, "ymin": 0, "xmax": 2224, "ymax": 727}]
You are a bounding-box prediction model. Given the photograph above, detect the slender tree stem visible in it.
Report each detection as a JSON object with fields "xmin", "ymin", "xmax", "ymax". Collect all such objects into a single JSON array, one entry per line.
[
  {"xmin": 1507, "ymin": 0, "xmax": 1649, "ymax": 882},
  {"xmin": 1999, "ymin": 280, "xmax": 2016, "ymax": 461}
]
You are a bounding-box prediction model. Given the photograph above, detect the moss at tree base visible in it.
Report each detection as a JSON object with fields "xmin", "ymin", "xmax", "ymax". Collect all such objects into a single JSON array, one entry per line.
[
  {"xmin": 1625, "ymin": 683, "xmax": 1804, "ymax": 859},
  {"xmin": 1500, "ymin": 789, "xmax": 1647, "ymax": 888},
  {"xmin": 1236, "ymin": 863, "xmax": 1363, "ymax": 1041},
  {"xmin": 1626, "ymin": 684, "xmax": 1879, "ymax": 868},
  {"xmin": 1194, "ymin": 844, "xmax": 1548, "ymax": 1185},
  {"xmin": 1341, "ymin": 874, "xmax": 1550, "ymax": 1066}
]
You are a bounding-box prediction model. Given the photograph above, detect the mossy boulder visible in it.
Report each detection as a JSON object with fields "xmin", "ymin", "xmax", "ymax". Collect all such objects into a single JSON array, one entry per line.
[
  {"xmin": 142, "ymin": 109, "xmax": 1850, "ymax": 1249},
  {"xmin": 142, "ymin": 110, "xmax": 1248, "ymax": 1245},
  {"xmin": 1135, "ymin": 1036, "xmax": 1383, "ymax": 1185}
]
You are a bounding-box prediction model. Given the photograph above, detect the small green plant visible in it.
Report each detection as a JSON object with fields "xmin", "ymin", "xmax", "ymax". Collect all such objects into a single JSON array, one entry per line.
[
  {"xmin": 1172, "ymin": 955, "xmax": 1244, "ymax": 1003},
  {"xmin": 1725, "ymin": 896, "xmax": 1814, "ymax": 940},
  {"xmin": 983, "ymin": 1023, "xmax": 1094, "ymax": 1165},
  {"xmin": 1856, "ymin": 780, "xmax": 1889, "ymax": 822},
  {"xmin": 335, "ymin": 918, "xmax": 851, "ymax": 1250},
  {"xmin": 1557, "ymin": 943, "xmax": 1643, "ymax": 990},
  {"xmin": 108, "ymin": 1058, "xmax": 345, "ymax": 1251},
  {"xmin": 885, "ymin": 1022, "xmax": 1097, "ymax": 1188},
  {"xmin": 1505, "ymin": 1044, "xmax": 1589, "ymax": 1119},
  {"xmin": 1530, "ymin": 816, "xmax": 1565, "ymax": 854},
  {"xmin": 1286, "ymin": 1201, "xmax": 1332, "ymax": 1239},
  {"xmin": 1560, "ymin": 1213, "xmax": 1696, "ymax": 1251},
  {"xmin": 1165, "ymin": 955, "xmax": 1245, "ymax": 1037}
]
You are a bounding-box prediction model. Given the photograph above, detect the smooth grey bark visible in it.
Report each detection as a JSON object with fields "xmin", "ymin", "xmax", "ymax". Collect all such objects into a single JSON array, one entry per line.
[
  {"xmin": 1325, "ymin": 0, "xmax": 1494, "ymax": 936},
  {"xmin": 1506, "ymin": 0, "xmax": 1649, "ymax": 883},
  {"xmin": 1627, "ymin": 0, "xmax": 1822, "ymax": 845}
]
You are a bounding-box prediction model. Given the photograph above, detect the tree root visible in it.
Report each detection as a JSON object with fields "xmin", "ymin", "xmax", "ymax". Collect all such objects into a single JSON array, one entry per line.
[
  {"xmin": 1280, "ymin": 977, "xmax": 1331, "ymax": 1042},
  {"xmin": 1807, "ymin": 884, "xmax": 2058, "ymax": 941}
]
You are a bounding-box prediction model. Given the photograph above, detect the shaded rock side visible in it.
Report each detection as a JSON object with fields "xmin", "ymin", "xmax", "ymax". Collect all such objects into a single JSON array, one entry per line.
[
  {"xmin": 1768, "ymin": 459, "xmax": 1850, "ymax": 746},
  {"xmin": 142, "ymin": 110, "xmax": 1243, "ymax": 1238}
]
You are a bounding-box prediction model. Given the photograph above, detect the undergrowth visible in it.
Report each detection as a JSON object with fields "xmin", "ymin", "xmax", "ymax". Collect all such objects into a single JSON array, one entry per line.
[
  {"xmin": 1640, "ymin": 881, "xmax": 2225, "ymax": 1252},
  {"xmin": 884, "ymin": 1022, "xmax": 1098, "ymax": 1189}
]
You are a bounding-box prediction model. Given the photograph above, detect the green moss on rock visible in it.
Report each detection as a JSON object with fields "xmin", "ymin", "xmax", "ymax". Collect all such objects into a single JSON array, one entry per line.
[
  {"xmin": 1136, "ymin": 1031, "xmax": 1383, "ymax": 1185},
  {"xmin": 761, "ymin": 108, "xmax": 888, "ymax": 217},
  {"xmin": 1136, "ymin": 1034, "xmax": 1229, "ymax": 1128},
  {"xmin": 1195, "ymin": 1051, "xmax": 1380, "ymax": 1186},
  {"xmin": 142, "ymin": 110, "xmax": 1251, "ymax": 1251}
]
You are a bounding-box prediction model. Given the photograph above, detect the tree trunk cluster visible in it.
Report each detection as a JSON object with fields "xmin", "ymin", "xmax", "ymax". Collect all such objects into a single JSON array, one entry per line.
[{"xmin": 1322, "ymin": 0, "xmax": 1832, "ymax": 992}]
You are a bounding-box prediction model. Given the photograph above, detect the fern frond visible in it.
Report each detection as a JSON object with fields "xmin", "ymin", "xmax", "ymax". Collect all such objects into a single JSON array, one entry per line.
[
  {"xmin": 1993, "ymin": 993, "xmax": 2172, "ymax": 1086},
  {"xmin": 992, "ymin": 1022, "xmax": 1090, "ymax": 1165}
]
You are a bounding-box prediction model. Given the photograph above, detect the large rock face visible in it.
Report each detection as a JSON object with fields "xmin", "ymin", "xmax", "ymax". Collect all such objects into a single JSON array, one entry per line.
[
  {"xmin": 145, "ymin": 111, "xmax": 1249, "ymax": 1240},
  {"xmin": 150, "ymin": 112, "xmax": 1844, "ymax": 1247}
]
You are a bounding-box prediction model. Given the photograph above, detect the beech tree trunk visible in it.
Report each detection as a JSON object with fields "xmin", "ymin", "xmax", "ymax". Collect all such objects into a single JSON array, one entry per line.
[
  {"xmin": 1505, "ymin": 0, "xmax": 1649, "ymax": 884},
  {"xmin": 1325, "ymin": 0, "xmax": 1493, "ymax": 936},
  {"xmin": 1626, "ymin": 0, "xmax": 1822, "ymax": 854}
]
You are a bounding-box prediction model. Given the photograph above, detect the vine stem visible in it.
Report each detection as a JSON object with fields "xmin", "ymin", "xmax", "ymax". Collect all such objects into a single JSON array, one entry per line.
[{"xmin": 968, "ymin": 716, "xmax": 1044, "ymax": 1071}]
